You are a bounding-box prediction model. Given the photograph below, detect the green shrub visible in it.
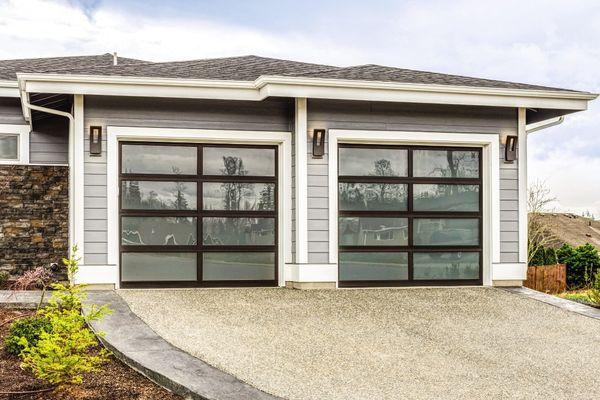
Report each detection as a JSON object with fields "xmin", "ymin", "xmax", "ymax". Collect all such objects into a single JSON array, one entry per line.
[
  {"xmin": 17, "ymin": 246, "xmax": 111, "ymax": 388},
  {"xmin": 529, "ymin": 246, "xmax": 559, "ymax": 266},
  {"xmin": 588, "ymin": 271, "xmax": 600, "ymax": 306},
  {"xmin": 4, "ymin": 315, "xmax": 52, "ymax": 356},
  {"xmin": 19, "ymin": 308, "xmax": 110, "ymax": 386},
  {"xmin": 558, "ymin": 243, "xmax": 600, "ymax": 289}
]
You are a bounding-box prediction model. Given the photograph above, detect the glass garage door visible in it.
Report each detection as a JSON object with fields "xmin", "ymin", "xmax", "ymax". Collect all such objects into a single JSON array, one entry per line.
[
  {"xmin": 338, "ymin": 144, "xmax": 482, "ymax": 287},
  {"xmin": 119, "ymin": 142, "xmax": 278, "ymax": 288}
]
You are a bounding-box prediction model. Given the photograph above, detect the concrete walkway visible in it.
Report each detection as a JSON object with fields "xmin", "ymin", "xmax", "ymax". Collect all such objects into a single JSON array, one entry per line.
[
  {"xmin": 503, "ymin": 286, "xmax": 600, "ymax": 320},
  {"xmin": 120, "ymin": 287, "xmax": 600, "ymax": 400}
]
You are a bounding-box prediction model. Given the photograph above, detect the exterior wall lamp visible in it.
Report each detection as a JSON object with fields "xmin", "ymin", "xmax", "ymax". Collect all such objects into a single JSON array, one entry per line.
[
  {"xmin": 312, "ymin": 129, "xmax": 326, "ymax": 158},
  {"xmin": 504, "ymin": 135, "xmax": 517, "ymax": 162},
  {"xmin": 90, "ymin": 126, "xmax": 102, "ymax": 156}
]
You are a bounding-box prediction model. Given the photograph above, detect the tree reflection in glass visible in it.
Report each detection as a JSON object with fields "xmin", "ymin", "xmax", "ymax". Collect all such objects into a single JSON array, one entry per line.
[
  {"xmin": 413, "ymin": 150, "xmax": 479, "ymax": 178},
  {"xmin": 339, "ymin": 158, "xmax": 407, "ymax": 211}
]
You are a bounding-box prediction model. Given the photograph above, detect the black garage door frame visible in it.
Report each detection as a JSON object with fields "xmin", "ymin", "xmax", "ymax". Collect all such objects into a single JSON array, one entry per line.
[
  {"xmin": 338, "ymin": 143, "xmax": 483, "ymax": 287},
  {"xmin": 118, "ymin": 141, "xmax": 279, "ymax": 289}
]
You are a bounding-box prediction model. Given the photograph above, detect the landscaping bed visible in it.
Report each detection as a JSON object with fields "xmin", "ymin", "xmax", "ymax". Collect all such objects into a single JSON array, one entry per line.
[
  {"xmin": 0, "ymin": 308, "xmax": 181, "ymax": 400},
  {"xmin": 558, "ymin": 290, "xmax": 600, "ymax": 309}
]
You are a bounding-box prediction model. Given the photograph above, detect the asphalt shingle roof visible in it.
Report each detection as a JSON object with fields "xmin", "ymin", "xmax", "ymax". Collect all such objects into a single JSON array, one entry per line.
[{"xmin": 0, "ymin": 53, "xmax": 585, "ymax": 93}]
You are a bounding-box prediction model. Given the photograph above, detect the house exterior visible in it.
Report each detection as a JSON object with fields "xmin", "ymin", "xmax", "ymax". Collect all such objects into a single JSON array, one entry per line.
[{"xmin": 0, "ymin": 53, "xmax": 596, "ymax": 289}]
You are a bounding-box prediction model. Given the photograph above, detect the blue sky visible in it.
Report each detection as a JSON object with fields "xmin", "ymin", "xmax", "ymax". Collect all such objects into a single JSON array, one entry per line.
[{"xmin": 1, "ymin": 0, "xmax": 599, "ymax": 216}]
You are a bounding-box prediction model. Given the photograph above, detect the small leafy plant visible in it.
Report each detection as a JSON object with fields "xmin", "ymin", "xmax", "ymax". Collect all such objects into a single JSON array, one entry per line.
[
  {"xmin": 4, "ymin": 315, "xmax": 52, "ymax": 356},
  {"xmin": 588, "ymin": 271, "xmax": 600, "ymax": 306},
  {"xmin": 16, "ymin": 246, "xmax": 111, "ymax": 388},
  {"xmin": 10, "ymin": 265, "xmax": 53, "ymax": 309},
  {"xmin": 0, "ymin": 271, "xmax": 9, "ymax": 287}
]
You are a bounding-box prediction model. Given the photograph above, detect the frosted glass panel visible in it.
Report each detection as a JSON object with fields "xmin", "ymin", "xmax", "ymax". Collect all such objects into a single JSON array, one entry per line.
[
  {"xmin": 339, "ymin": 147, "xmax": 408, "ymax": 176},
  {"xmin": 203, "ymin": 252, "xmax": 275, "ymax": 281},
  {"xmin": 121, "ymin": 253, "xmax": 197, "ymax": 281},
  {"xmin": 339, "ymin": 217, "xmax": 408, "ymax": 246},
  {"xmin": 121, "ymin": 217, "xmax": 197, "ymax": 246},
  {"xmin": 413, "ymin": 218, "xmax": 479, "ymax": 246},
  {"xmin": 122, "ymin": 181, "xmax": 197, "ymax": 210},
  {"xmin": 413, "ymin": 252, "xmax": 479, "ymax": 280},
  {"xmin": 203, "ymin": 218, "xmax": 274, "ymax": 245},
  {"xmin": 413, "ymin": 184, "xmax": 479, "ymax": 212},
  {"xmin": 203, "ymin": 147, "xmax": 275, "ymax": 176},
  {"xmin": 121, "ymin": 145, "xmax": 197, "ymax": 175},
  {"xmin": 339, "ymin": 252, "xmax": 408, "ymax": 281},
  {"xmin": 339, "ymin": 183, "xmax": 407, "ymax": 211},
  {"xmin": 203, "ymin": 182, "xmax": 275, "ymax": 211},
  {"xmin": 0, "ymin": 134, "xmax": 18, "ymax": 160},
  {"xmin": 413, "ymin": 150, "xmax": 479, "ymax": 178}
]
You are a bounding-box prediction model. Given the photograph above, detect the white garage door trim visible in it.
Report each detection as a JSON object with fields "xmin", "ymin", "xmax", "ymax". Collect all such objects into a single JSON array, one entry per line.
[
  {"xmin": 328, "ymin": 129, "xmax": 500, "ymax": 287},
  {"xmin": 100, "ymin": 126, "xmax": 292, "ymax": 289}
]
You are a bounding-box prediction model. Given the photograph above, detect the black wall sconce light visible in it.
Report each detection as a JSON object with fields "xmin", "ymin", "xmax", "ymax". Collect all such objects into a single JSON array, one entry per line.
[
  {"xmin": 504, "ymin": 135, "xmax": 517, "ymax": 162},
  {"xmin": 89, "ymin": 126, "xmax": 102, "ymax": 156},
  {"xmin": 312, "ymin": 129, "xmax": 326, "ymax": 158}
]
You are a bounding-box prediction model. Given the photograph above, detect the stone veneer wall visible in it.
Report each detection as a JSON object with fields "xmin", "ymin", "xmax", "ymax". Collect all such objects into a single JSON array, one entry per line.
[{"xmin": 0, "ymin": 165, "xmax": 69, "ymax": 277}]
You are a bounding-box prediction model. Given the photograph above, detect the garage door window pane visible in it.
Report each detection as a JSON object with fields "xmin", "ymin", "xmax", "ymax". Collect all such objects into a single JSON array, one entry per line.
[
  {"xmin": 414, "ymin": 218, "xmax": 479, "ymax": 246},
  {"xmin": 122, "ymin": 181, "xmax": 197, "ymax": 210},
  {"xmin": 413, "ymin": 252, "xmax": 479, "ymax": 280},
  {"xmin": 0, "ymin": 134, "xmax": 18, "ymax": 160},
  {"xmin": 413, "ymin": 184, "xmax": 479, "ymax": 212},
  {"xmin": 340, "ymin": 252, "xmax": 408, "ymax": 281},
  {"xmin": 339, "ymin": 183, "xmax": 407, "ymax": 211},
  {"xmin": 203, "ymin": 182, "xmax": 275, "ymax": 211},
  {"xmin": 339, "ymin": 217, "xmax": 408, "ymax": 246},
  {"xmin": 203, "ymin": 147, "xmax": 275, "ymax": 176},
  {"xmin": 203, "ymin": 218, "xmax": 274, "ymax": 245},
  {"xmin": 122, "ymin": 217, "xmax": 197, "ymax": 246},
  {"xmin": 413, "ymin": 150, "xmax": 479, "ymax": 178},
  {"xmin": 122, "ymin": 145, "xmax": 197, "ymax": 175},
  {"xmin": 122, "ymin": 253, "xmax": 197, "ymax": 281},
  {"xmin": 203, "ymin": 252, "xmax": 275, "ymax": 281},
  {"xmin": 339, "ymin": 148, "xmax": 408, "ymax": 177}
]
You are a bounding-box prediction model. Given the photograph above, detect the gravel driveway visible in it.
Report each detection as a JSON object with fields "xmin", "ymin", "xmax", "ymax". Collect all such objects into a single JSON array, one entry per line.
[{"xmin": 119, "ymin": 288, "xmax": 600, "ymax": 400}]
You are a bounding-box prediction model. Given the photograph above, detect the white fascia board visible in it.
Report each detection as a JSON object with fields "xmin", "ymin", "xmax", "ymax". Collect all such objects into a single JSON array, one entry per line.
[
  {"xmin": 0, "ymin": 80, "xmax": 19, "ymax": 97},
  {"xmin": 16, "ymin": 73, "xmax": 597, "ymax": 111}
]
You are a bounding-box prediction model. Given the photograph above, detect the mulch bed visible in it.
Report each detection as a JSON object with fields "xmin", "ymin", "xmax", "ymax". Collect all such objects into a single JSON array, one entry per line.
[{"xmin": 0, "ymin": 308, "xmax": 181, "ymax": 400}]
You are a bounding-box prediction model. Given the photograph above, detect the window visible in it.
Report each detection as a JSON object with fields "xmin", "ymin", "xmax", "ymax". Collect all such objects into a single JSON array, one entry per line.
[
  {"xmin": 119, "ymin": 142, "xmax": 278, "ymax": 288},
  {"xmin": 0, "ymin": 127, "xmax": 29, "ymax": 164},
  {"xmin": 338, "ymin": 144, "xmax": 482, "ymax": 286}
]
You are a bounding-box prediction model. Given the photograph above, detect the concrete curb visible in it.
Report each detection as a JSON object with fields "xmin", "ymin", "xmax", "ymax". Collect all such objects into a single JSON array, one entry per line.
[
  {"xmin": 0, "ymin": 290, "xmax": 48, "ymax": 309},
  {"xmin": 85, "ymin": 291, "xmax": 281, "ymax": 400},
  {"xmin": 503, "ymin": 286, "xmax": 600, "ymax": 321}
]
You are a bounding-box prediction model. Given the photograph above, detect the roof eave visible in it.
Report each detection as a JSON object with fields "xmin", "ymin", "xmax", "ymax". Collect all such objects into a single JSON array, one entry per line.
[{"xmin": 15, "ymin": 73, "xmax": 598, "ymax": 113}]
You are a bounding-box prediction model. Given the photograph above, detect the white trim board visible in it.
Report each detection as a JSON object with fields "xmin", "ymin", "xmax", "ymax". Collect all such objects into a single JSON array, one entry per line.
[
  {"xmin": 102, "ymin": 126, "xmax": 292, "ymax": 288},
  {"xmin": 17, "ymin": 73, "xmax": 596, "ymax": 114},
  {"xmin": 294, "ymin": 98, "xmax": 308, "ymax": 264},
  {"xmin": 0, "ymin": 124, "xmax": 30, "ymax": 165},
  {"xmin": 327, "ymin": 129, "xmax": 502, "ymax": 286}
]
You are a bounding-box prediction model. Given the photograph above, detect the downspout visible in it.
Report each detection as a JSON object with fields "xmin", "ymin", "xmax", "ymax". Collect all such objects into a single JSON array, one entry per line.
[
  {"xmin": 526, "ymin": 116, "xmax": 564, "ymax": 134},
  {"xmin": 21, "ymin": 99, "xmax": 75, "ymax": 255}
]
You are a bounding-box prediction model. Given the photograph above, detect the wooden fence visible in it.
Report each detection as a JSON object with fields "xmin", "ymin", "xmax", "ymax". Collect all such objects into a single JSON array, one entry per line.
[{"xmin": 524, "ymin": 264, "xmax": 567, "ymax": 294}]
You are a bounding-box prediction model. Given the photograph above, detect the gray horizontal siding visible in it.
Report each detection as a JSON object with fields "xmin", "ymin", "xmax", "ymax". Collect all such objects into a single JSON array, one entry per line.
[
  {"xmin": 306, "ymin": 99, "xmax": 520, "ymax": 264},
  {"xmin": 29, "ymin": 118, "xmax": 69, "ymax": 164},
  {"xmin": 83, "ymin": 95, "xmax": 292, "ymax": 265},
  {"xmin": 0, "ymin": 98, "xmax": 26, "ymax": 125}
]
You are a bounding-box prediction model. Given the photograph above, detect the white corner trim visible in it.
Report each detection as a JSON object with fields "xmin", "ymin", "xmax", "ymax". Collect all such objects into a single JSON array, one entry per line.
[
  {"xmin": 75, "ymin": 264, "xmax": 118, "ymax": 285},
  {"xmin": 518, "ymin": 108, "xmax": 528, "ymax": 264},
  {"xmin": 0, "ymin": 124, "xmax": 29, "ymax": 165},
  {"xmin": 16, "ymin": 73, "xmax": 597, "ymax": 111},
  {"xmin": 328, "ymin": 129, "xmax": 500, "ymax": 286},
  {"xmin": 492, "ymin": 263, "xmax": 527, "ymax": 280},
  {"xmin": 285, "ymin": 263, "xmax": 338, "ymax": 283},
  {"xmin": 105, "ymin": 126, "xmax": 293, "ymax": 288},
  {"xmin": 294, "ymin": 98, "xmax": 308, "ymax": 264},
  {"xmin": 73, "ymin": 95, "xmax": 85, "ymax": 264}
]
